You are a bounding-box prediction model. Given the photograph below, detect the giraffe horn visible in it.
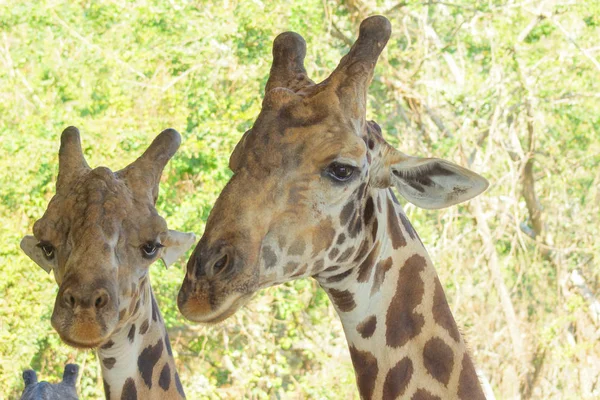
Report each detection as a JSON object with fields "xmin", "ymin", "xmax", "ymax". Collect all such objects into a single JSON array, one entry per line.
[
  {"xmin": 324, "ymin": 15, "xmax": 391, "ymax": 115},
  {"xmin": 61, "ymin": 364, "xmax": 79, "ymax": 386},
  {"xmin": 265, "ymin": 31, "xmax": 314, "ymax": 94},
  {"xmin": 117, "ymin": 128, "xmax": 181, "ymax": 204},
  {"xmin": 57, "ymin": 126, "xmax": 90, "ymax": 192}
]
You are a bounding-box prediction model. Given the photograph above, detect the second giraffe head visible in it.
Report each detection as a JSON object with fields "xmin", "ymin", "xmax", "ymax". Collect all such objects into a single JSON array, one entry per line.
[{"xmin": 178, "ymin": 16, "xmax": 488, "ymax": 323}]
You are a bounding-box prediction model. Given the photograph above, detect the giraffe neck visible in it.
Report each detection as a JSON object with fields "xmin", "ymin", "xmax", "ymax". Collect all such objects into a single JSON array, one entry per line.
[
  {"xmin": 98, "ymin": 283, "xmax": 185, "ymax": 400},
  {"xmin": 318, "ymin": 190, "xmax": 485, "ymax": 400}
]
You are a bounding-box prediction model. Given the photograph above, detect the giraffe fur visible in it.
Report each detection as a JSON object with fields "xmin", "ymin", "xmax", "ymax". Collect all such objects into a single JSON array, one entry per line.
[
  {"xmin": 20, "ymin": 127, "xmax": 195, "ymax": 400},
  {"xmin": 20, "ymin": 364, "xmax": 79, "ymax": 400},
  {"xmin": 177, "ymin": 15, "xmax": 489, "ymax": 400}
]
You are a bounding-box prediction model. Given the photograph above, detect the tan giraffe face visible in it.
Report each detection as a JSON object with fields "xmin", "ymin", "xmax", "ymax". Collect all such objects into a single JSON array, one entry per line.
[
  {"xmin": 21, "ymin": 127, "xmax": 195, "ymax": 348},
  {"xmin": 178, "ymin": 16, "xmax": 488, "ymax": 323}
]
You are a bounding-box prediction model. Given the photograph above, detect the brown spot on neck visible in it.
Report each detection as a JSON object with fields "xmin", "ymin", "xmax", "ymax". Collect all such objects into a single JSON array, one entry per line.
[
  {"xmin": 158, "ymin": 364, "xmax": 171, "ymax": 391},
  {"xmin": 356, "ymin": 315, "xmax": 377, "ymax": 339},
  {"xmin": 336, "ymin": 246, "xmax": 355, "ymax": 263},
  {"xmin": 423, "ymin": 337, "xmax": 454, "ymax": 386},
  {"xmin": 370, "ymin": 256, "xmax": 393, "ymax": 296},
  {"xmin": 328, "ymin": 247, "xmax": 340, "ymax": 260},
  {"xmin": 326, "ymin": 269, "xmax": 353, "ymax": 283},
  {"xmin": 411, "ymin": 389, "xmax": 441, "ymax": 400},
  {"xmin": 151, "ymin": 294, "xmax": 159, "ymax": 323},
  {"xmin": 139, "ymin": 319, "xmax": 149, "ymax": 335},
  {"xmin": 399, "ymin": 211, "xmax": 417, "ymax": 240},
  {"xmin": 370, "ymin": 218, "xmax": 378, "ymax": 241},
  {"xmin": 137, "ymin": 339, "xmax": 164, "ymax": 389},
  {"xmin": 102, "ymin": 357, "xmax": 116, "ymax": 369},
  {"xmin": 284, "ymin": 261, "xmax": 300, "ymax": 275},
  {"xmin": 277, "ymin": 234, "xmax": 287, "ymax": 249},
  {"xmin": 174, "ymin": 372, "xmax": 185, "ymax": 397},
  {"xmin": 323, "ymin": 265, "xmax": 340, "ymax": 273},
  {"xmin": 458, "ymin": 354, "xmax": 486, "ymax": 399},
  {"xmin": 291, "ymin": 263, "xmax": 309, "ymax": 277},
  {"xmin": 383, "ymin": 357, "xmax": 413, "ymax": 399},
  {"xmin": 103, "ymin": 379, "xmax": 110, "ymax": 399},
  {"xmin": 432, "ymin": 277, "xmax": 461, "ymax": 343},
  {"xmin": 164, "ymin": 333, "xmax": 173, "ymax": 357},
  {"xmin": 387, "ymin": 198, "xmax": 406, "ymax": 249},
  {"xmin": 385, "ymin": 254, "xmax": 426, "ymax": 348},
  {"xmin": 127, "ymin": 324, "xmax": 136, "ymax": 343},
  {"xmin": 363, "ymin": 196, "xmax": 375, "ymax": 224},
  {"xmin": 349, "ymin": 346, "xmax": 378, "ymax": 400},
  {"xmin": 288, "ymin": 237, "xmax": 306, "ymax": 256},
  {"xmin": 261, "ymin": 245, "xmax": 278, "ymax": 269},
  {"xmin": 121, "ymin": 377, "xmax": 137, "ymax": 400},
  {"xmin": 132, "ymin": 299, "xmax": 141, "ymax": 315},
  {"xmin": 357, "ymin": 241, "xmax": 380, "ymax": 282},
  {"xmin": 328, "ymin": 288, "xmax": 356, "ymax": 312},
  {"xmin": 348, "ymin": 212, "xmax": 363, "ymax": 238},
  {"xmin": 340, "ymin": 201, "xmax": 355, "ymax": 227},
  {"xmin": 353, "ymin": 239, "xmax": 371, "ymax": 264},
  {"xmin": 313, "ymin": 259, "xmax": 324, "ymax": 273}
]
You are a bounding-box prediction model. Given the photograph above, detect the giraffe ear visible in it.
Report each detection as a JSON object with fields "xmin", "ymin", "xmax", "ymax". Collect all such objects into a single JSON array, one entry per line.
[
  {"xmin": 375, "ymin": 149, "xmax": 489, "ymax": 209},
  {"xmin": 20, "ymin": 236, "xmax": 57, "ymax": 274},
  {"xmin": 229, "ymin": 129, "xmax": 251, "ymax": 173},
  {"xmin": 161, "ymin": 230, "xmax": 196, "ymax": 268}
]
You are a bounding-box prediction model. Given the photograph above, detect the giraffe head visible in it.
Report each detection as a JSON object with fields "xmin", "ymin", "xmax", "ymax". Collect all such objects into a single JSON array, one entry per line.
[
  {"xmin": 178, "ymin": 16, "xmax": 488, "ymax": 323},
  {"xmin": 20, "ymin": 364, "xmax": 79, "ymax": 400},
  {"xmin": 21, "ymin": 127, "xmax": 195, "ymax": 348}
]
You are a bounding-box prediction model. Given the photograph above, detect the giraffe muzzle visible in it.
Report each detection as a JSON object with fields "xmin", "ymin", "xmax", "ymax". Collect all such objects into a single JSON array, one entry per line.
[
  {"xmin": 178, "ymin": 239, "xmax": 260, "ymax": 323},
  {"xmin": 51, "ymin": 278, "xmax": 119, "ymax": 348}
]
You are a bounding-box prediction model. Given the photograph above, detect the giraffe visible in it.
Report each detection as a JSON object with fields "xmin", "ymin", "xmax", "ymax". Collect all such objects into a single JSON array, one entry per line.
[
  {"xmin": 20, "ymin": 127, "xmax": 195, "ymax": 400},
  {"xmin": 20, "ymin": 364, "xmax": 79, "ymax": 400},
  {"xmin": 177, "ymin": 15, "xmax": 489, "ymax": 399}
]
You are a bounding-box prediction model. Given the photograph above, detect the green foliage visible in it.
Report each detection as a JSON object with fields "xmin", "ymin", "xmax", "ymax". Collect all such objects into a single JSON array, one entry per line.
[{"xmin": 1, "ymin": 0, "xmax": 599, "ymax": 399}]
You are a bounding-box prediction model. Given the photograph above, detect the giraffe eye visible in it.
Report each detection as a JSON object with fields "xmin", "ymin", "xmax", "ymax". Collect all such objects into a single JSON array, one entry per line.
[
  {"xmin": 326, "ymin": 162, "xmax": 356, "ymax": 182},
  {"xmin": 141, "ymin": 242, "xmax": 164, "ymax": 259},
  {"xmin": 37, "ymin": 242, "xmax": 55, "ymax": 260}
]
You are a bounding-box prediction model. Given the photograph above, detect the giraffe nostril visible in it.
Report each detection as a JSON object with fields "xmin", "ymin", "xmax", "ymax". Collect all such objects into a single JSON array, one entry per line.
[
  {"xmin": 93, "ymin": 290, "xmax": 110, "ymax": 310},
  {"xmin": 63, "ymin": 289, "xmax": 76, "ymax": 309},
  {"xmin": 193, "ymin": 243, "xmax": 236, "ymax": 279},
  {"xmin": 213, "ymin": 254, "xmax": 228, "ymax": 275},
  {"xmin": 207, "ymin": 247, "xmax": 235, "ymax": 279}
]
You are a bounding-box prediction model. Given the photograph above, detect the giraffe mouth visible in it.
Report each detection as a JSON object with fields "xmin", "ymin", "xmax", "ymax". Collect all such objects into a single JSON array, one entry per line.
[
  {"xmin": 200, "ymin": 305, "xmax": 241, "ymax": 324},
  {"xmin": 58, "ymin": 333, "xmax": 106, "ymax": 349},
  {"xmin": 51, "ymin": 311, "xmax": 116, "ymax": 350},
  {"xmin": 180, "ymin": 292, "xmax": 253, "ymax": 324}
]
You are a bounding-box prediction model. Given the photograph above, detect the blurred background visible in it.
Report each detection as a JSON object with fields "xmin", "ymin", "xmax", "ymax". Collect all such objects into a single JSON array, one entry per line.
[{"xmin": 1, "ymin": 0, "xmax": 599, "ymax": 398}]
